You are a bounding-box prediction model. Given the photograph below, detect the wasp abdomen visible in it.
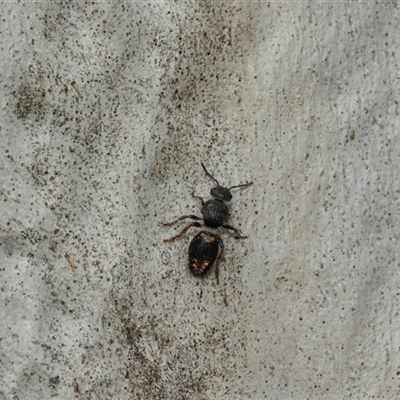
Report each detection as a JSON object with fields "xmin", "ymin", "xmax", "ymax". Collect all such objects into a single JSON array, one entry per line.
[{"xmin": 188, "ymin": 231, "xmax": 224, "ymax": 276}]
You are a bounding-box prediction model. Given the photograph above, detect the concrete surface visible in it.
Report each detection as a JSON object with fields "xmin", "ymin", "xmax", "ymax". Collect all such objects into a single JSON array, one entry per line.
[{"xmin": 1, "ymin": 2, "xmax": 400, "ymax": 399}]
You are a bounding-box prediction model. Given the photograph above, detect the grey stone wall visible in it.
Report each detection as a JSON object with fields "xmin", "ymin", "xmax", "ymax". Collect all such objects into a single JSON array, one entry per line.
[{"xmin": 1, "ymin": 2, "xmax": 399, "ymax": 399}]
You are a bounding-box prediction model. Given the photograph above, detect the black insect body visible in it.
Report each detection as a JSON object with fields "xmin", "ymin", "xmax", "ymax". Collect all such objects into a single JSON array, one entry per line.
[
  {"xmin": 200, "ymin": 199, "xmax": 229, "ymax": 228},
  {"xmin": 188, "ymin": 231, "xmax": 224, "ymax": 276},
  {"xmin": 164, "ymin": 163, "xmax": 253, "ymax": 243}
]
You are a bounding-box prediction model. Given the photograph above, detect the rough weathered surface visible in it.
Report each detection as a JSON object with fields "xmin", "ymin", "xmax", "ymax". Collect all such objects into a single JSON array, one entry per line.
[{"xmin": 1, "ymin": 2, "xmax": 399, "ymax": 399}]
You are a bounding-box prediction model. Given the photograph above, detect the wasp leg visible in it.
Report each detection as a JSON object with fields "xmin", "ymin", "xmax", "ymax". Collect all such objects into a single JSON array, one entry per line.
[
  {"xmin": 164, "ymin": 222, "xmax": 202, "ymax": 243},
  {"xmin": 191, "ymin": 192, "xmax": 205, "ymax": 205},
  {"xmin": 214, "ymin": 238, "xmax": 224, "ymax": 285},
  {"xmin": 215, "ymin": 264, "xmax": 219, "ymax": 285},
  {"xmin": 223, "ymin": 287, "xmax": 228, "ymax": 307},
  {"xmin": 163, "ymin": 215, "xmax": 201, "ymax": 226},
  {"xmin": 222, "ymin": 224, "xmax": 248, "ymax": 239}
]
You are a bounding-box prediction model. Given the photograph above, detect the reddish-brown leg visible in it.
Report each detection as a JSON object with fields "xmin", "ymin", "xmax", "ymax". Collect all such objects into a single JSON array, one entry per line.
[
  {"xmin": 163, "ymin": 215, "xmax": 201, "ymax": 226},
  {"xmin": 191, "ymin": 192, "xmax": 205, "ymax": 205},
  {"xmin": 222, "ymin": 224, "xmax": 248, "ymax": 239},
  {"xmin": 214, "ymin": 240, "xmax": 224, "ymax": 285},
  {"xmin": 164, "ymin": 222, "xmax": 202, "ymax": 242}
]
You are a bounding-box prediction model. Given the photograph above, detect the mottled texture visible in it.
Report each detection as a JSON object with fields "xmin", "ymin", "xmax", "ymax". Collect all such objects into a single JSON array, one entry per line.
[{"xmin": 1, "ymin": 2, "xmax": 400, "ymax": 399}]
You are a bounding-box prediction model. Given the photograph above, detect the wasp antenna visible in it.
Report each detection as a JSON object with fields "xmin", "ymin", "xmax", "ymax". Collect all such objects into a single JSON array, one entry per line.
[
  {"xmin": 201, "ymin": 162, "xmax": 220, "ymax": 186},
  {"xmin": 229, "ymin": 181, "xmax": 253, "ymax": 191}
]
